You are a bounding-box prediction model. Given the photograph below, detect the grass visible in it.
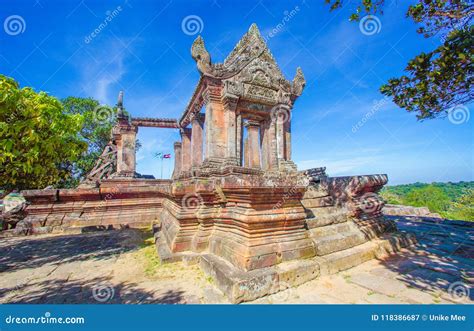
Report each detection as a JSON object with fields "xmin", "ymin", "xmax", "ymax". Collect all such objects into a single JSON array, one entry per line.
[{"xmin": 140, "ymin": 236, "xmax": 161, "ymax": 277}]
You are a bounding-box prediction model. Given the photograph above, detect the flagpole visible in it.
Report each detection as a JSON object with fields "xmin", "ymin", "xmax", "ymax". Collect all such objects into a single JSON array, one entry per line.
[{"xmin": 161, "ymin": 156, "xmax": 163, "ymax": 179}]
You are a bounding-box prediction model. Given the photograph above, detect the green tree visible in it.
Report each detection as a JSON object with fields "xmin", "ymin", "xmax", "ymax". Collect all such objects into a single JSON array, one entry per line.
[
  {"xmin": 379, "ymin": 190, "xmax": 403, "ymax": 205},
  {"xmin": 448, "ymin": 189, "xmax": 474, "ymax": 220},
  {"xmin": 0, "ymin": 75, "xmax": 87, "ymax": 191},
  {"xmin": 60, "ymin": 97, "xmax": 141, "ymax": 187},
  {"xmin": 61, "ymin": 97, "xmax": 115, "ymax": 187},
  {"xmin": 403, "ymin": 185, "xmax": 451, "ymax": 215},
  {"xmin": 326, "ymin": 0, "xmax": 473, "ymax": 119}
]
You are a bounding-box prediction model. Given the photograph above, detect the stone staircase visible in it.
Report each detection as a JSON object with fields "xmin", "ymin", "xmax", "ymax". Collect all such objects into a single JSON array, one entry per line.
[
  {"xmin": 306, "ymin": 207, "xmax": 368, "ymax": 256},
  {"xmin": 301, "ymin": 176, "xmax": 411, "ymax": 275}
]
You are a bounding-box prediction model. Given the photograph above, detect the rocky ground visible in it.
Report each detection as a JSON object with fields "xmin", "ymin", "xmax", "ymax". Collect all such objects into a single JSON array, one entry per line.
[{"xmin": 0, "ymin": 216, "xmax": 472, "ymax": 304}]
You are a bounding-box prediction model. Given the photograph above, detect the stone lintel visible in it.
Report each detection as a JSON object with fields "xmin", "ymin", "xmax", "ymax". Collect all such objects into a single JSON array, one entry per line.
[{"xmin": 131, "ymin": 117, "xmax": 179, "ymax": 128}]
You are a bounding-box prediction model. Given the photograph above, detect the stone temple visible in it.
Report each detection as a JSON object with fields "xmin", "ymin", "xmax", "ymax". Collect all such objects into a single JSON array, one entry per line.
[{"xmin": 19, "ymin": 24, "xmax": 415, "ymax": 302}]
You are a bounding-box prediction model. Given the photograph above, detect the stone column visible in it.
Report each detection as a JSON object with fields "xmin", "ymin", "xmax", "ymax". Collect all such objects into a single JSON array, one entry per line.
[
  {"xmin": 223, "ymin": 94, "xmax": 239, "ymax": 166},
  {"xmin": 113, "ymin": 118, "xmax": 138, "ymax": 177},
  {"xmin": 244, "ymin": 120, "xmax": 261, "ymax": 168},
  {"xmin": 276, "ymin": 117, "xmax": 285, "ymax": 161},
  {"xmin": 172, "ymin": 142, "xmax": 182, "ymax": 179},
  {"xmin": 203, "ymin": 85, "xmax": 226, "ymax": 164},
  {"xmin": 180, "ymin": 128, "xmax": 192, "ymax": 172},
  {"xmin": 273, "ymin": 104, "xmax": 291, "ymax": 163},
  {"xmin": 236, "ymin": 112, "xmax": 243, "ymax": 166},
  {"xmin": 260, "ymin": 120, "xmax": 269, "ymax": 170},
  {"xmin": 191, "ymin": 114, "xmax": 204, "ymax": 168},
  {"xmin": 265, "ymin": 118, "xmax": 278, "ymax": 170},
  {"xmin": 243, "ymin": 136, "xmax": 250, "ymax": 167},
  {"xmin": 284, "ymin": 119, "xmax": 291, "ymax": 161}
]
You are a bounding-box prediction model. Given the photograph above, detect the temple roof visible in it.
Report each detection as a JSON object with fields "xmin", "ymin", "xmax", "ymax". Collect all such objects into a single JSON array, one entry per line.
[
  {"xmin": 191, "ymin": 23, "xmax": 293, "ymax": 84},
  {"xmin": 180, "ymin": 23, "xmax": 306, "ymax": 127}
]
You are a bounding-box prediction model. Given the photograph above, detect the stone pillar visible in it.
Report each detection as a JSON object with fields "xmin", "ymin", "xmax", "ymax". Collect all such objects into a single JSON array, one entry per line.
[
  {"xmin": 244, "ymin": 120, "xmax": 261, "ymax": 168},
  {"xmin": 273, "ymin": 104, "xmax": 291, "ymax": 164},
  {"xmin": 203, "ymin": 85, "xmax": 226, "ymax": 164},
  {"xmin": 113, "ymin": 118, "xmax": 138, "ymax": 177},
  {"xmin": 180, "ymin": 128, "xmax": 192, "ymax": 172},
  {"xmin": 276, "ymin": 117, "xmax": 285, "ymax": 161},
  {"xmin": 172, "ymin": 142, "xmax": 182, "ymax": 179},
  {"xmin": 223, "ymin": 94, "xmax": 239, "ymax": 166},
  {"xmin": 243, "ymin": 136, "xmax": 250, "ymax": 167},
  {"xmin": 236, "ymin": 113, "xmax": 243, "ymax": 166},
  {"xmin": 266, "ymin": 118, "xmax": 278, "ymax": 170},
  {"xmin": 260, "ymin": 121, "xmax": 269, "ymax": 170},
  {"xmin": 284, "ymin": 120, "xmax": 291, "ymax": 161},
  {"xmin": 191, "ymin": 114, "xmax": 204, "ymax": 168}
]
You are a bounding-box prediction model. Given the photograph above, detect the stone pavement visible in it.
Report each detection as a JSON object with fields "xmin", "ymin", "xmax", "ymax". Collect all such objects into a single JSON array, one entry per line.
[{"xmin": 0, "ymin": 216, "xmax": 472, "ymax": 304}]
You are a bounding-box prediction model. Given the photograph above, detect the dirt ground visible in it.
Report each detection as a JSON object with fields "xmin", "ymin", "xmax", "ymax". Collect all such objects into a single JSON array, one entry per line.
[{"xmin": 0, "ymin": 217, "xmax": 472, "ymax": 304}]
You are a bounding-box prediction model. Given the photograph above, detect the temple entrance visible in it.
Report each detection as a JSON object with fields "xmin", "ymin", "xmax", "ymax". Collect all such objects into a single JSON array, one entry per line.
[{"xmin": 135, "ymin": 127, "xmax": 178, "ymax": 179}]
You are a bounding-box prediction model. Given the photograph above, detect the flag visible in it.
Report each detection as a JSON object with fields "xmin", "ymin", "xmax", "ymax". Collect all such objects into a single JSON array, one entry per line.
[
  {"xmin": 154, "ymin": 152, "xmax": 163, "ymax": 158},
  {"xmin": 163, "ymin": 154, "xmax": 171, "ymax": 159}
]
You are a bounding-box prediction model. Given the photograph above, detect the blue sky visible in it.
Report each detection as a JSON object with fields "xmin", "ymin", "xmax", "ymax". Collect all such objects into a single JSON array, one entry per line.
[{"xmin": 1, "ymin": 0, "xmax": 472, "ymax": 184}]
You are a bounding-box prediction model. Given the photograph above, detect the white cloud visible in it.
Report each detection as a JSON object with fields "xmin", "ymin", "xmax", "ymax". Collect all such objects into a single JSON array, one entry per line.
[{"xmin": 76, "ymin": 39, "xmax": 130, "ymax": 105}]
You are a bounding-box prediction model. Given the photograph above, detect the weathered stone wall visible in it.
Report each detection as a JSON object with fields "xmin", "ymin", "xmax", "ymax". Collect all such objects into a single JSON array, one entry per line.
[
  {"xmin": 159, "ymin": 173, "xmax": 315, "ymax": 271},
  {"xmin": 14, "ymin": 179, "xmax": 172, "ymax": 235}
]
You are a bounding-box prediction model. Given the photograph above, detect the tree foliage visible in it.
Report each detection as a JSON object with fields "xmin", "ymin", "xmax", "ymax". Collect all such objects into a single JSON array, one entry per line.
[
  {"xmin": 60, "ymin": 97, "xmax": 141, "ymax": 187},
  {"xmin": 0, "ymin": 75, "xmax": 87, "ymax": 190},
  {"xmin": 60, "ymin": 97, "xmax": 114, "ymax": 187},
  {"xmin": 449, "ymin": 188, "xmax": 474, "ymax": 220},
  {"xmin": 403, "ymin": 185, "xmax": 451, "ymax": 214},
  {"xmin": 381, "ymin": 181, "xmax": 474, "ymax": 221},
  {"xmin": 325, "ymin": 0, "xmax": 473, "ymax": 119}
]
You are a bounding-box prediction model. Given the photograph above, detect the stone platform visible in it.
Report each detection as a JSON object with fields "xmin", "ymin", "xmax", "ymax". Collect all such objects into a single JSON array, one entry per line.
[
  {"xmin": 154, "ymin": 226, "xmax": 415, "ymax": 303},
  {"xmin": 153, "ymin": 170, "xmax": 416, "ymax": 303},
  {"xmin": 2, "ymin": 179, "xmax": 172, "ymax": 237},
  {"xmin": 1, "ymin": 216, "xmax": 470, "ymax": 304}
]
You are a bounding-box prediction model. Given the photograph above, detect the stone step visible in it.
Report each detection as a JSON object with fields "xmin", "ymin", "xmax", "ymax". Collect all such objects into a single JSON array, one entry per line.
[
  {"xmin": 309, "ymin": 222, "xmax": 352, "ymax": 237},
  {"xmin": 312, "ymin": 231, "xmax": 367, "ymax": 256},
  {"xmin": 305, "ymin": 207, "xmax": 349, "ymax": 228},
  {"xmin": 314, "ymin": 232, "xmax": 416, "ymax": 276},
  {"xmin": 355, "ymin": 218, "xmax": 397, "ymax": 239}
]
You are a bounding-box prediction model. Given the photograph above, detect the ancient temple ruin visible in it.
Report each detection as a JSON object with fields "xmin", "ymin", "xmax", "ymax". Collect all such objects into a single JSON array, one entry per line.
[{"xmin": 19, "ymin": 24, "xmax": 415, "ymax": 302}]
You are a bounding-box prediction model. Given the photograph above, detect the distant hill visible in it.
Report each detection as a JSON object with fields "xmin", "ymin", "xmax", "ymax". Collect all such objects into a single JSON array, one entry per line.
[{"xmin": 380, "ymin": 181, "xmax": 473, "ymax": 221}]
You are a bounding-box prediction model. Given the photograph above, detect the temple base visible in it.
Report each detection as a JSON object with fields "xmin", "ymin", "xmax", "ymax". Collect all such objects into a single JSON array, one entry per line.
[
  {"xmin": 154, "ymin": 169, "xmax": 417, "ymax": 302},
  {"xmin": 154, "ymin": 224, "xmax": 415, "ymax": 303}
]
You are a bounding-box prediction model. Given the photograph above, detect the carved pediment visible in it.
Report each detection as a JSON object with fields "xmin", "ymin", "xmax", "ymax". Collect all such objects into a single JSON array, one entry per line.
[
  {"xmin": 190, "ymin": 23, "xmax": 300, "ymax": 96},
  {"xmin": 183, "ymin": 23, "xmax": 307, "ymax": 125}
]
